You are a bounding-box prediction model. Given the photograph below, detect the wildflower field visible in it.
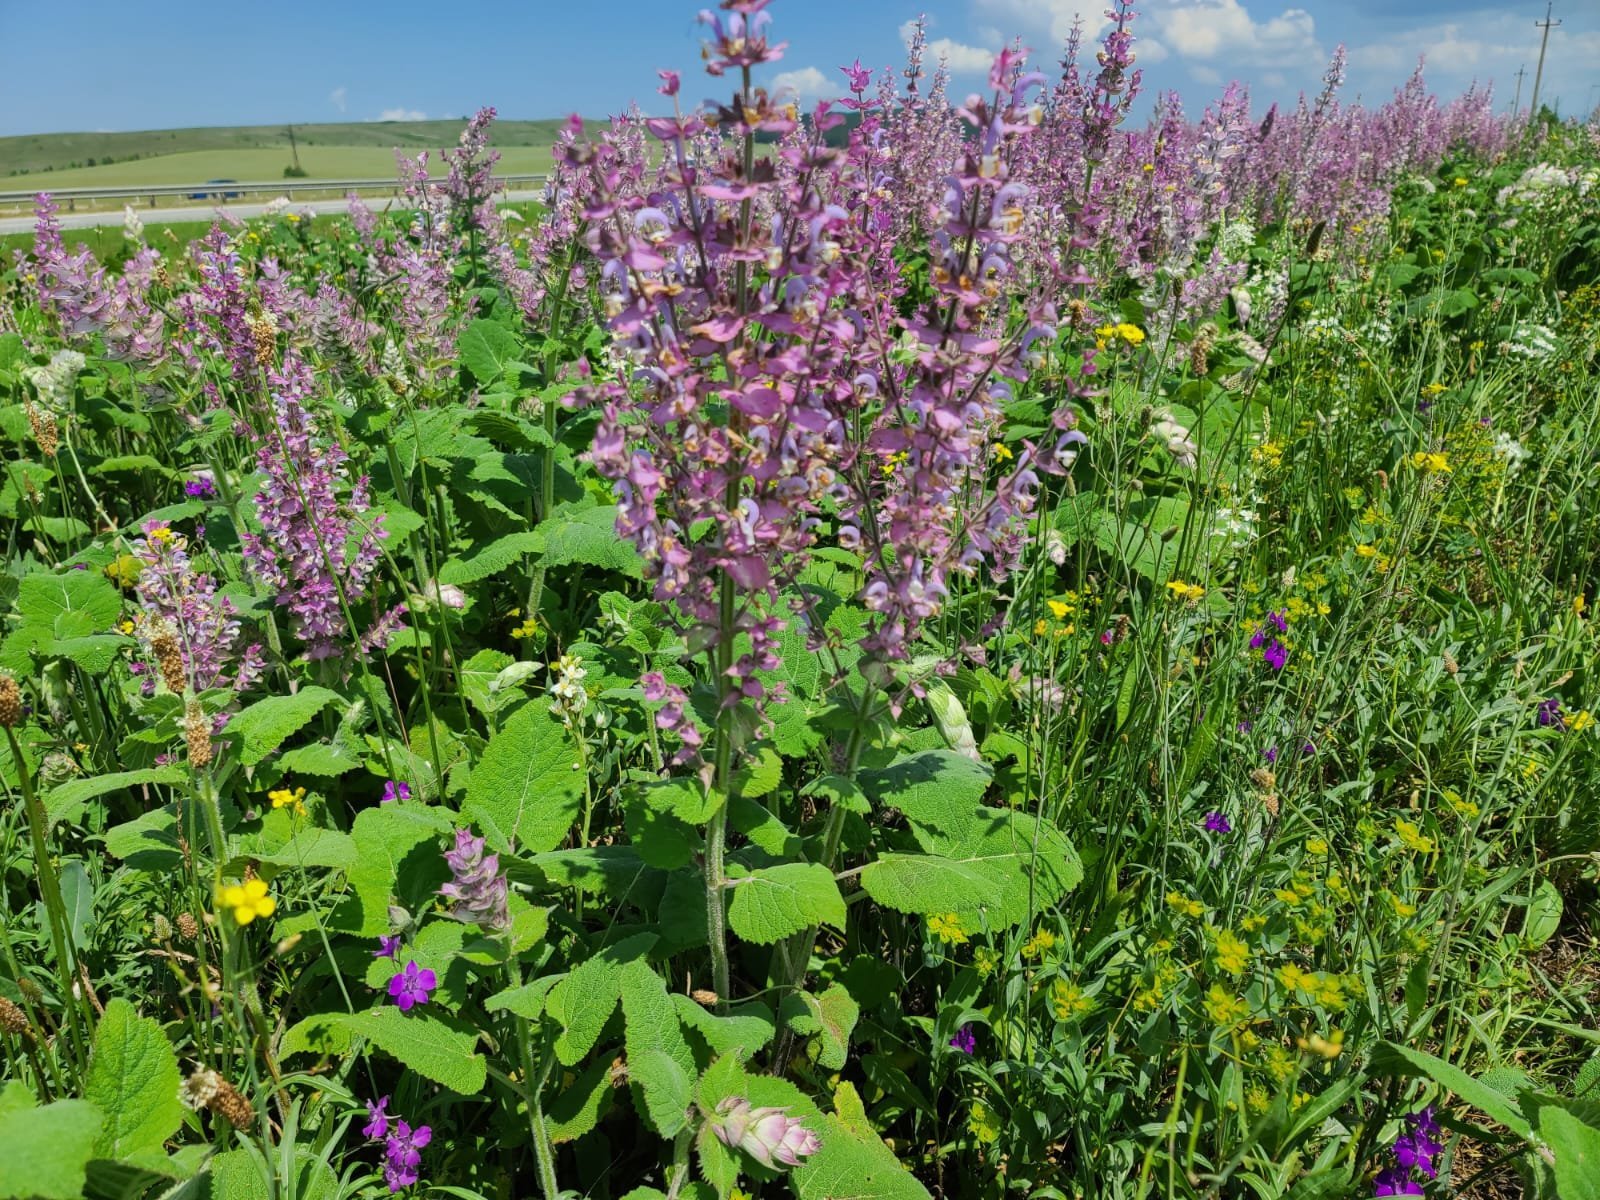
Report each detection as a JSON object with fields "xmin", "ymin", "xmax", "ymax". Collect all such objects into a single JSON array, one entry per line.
[{"xmin": 4, "ymin": 3, "xmax": 1600, "ymax": 1198}]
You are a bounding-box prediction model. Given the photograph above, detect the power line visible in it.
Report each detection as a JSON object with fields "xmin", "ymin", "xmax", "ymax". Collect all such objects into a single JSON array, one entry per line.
[{"xmin": 1528, "ymin": 0, "xmax": 1560, "ymax": 122}]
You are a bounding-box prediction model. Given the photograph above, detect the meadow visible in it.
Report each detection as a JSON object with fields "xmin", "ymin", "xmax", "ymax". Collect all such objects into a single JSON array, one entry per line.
[{"xmin": 2, "ymin": 3, "xmax": 1600, "ymax": 1199}]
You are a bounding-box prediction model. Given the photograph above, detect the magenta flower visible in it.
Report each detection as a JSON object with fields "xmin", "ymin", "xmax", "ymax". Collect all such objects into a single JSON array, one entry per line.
[
  {"xmin": 373, "ymin": 935, "xmax": 402, "ymax": 959},
  {"xmin": 1374, "ymin": 1168, "xmax": 1423, "ymax": 1197},
  {"xmin": 657, "ymin": 69, "xmax": 680, "ymax": 96},
  {"xmin": 439, "ymin": 828, "xmax": 510, "ymax": 932},
  {"xmin": 1203, "ymin": 812, "xmax": 1232, "ymax": 834},
  {"xmin": 840, "ymin": 58, "xmax": 872, "ymax": 93},
  {"xmin": 949, "ymin": 1024, "xmax": 976, "ymax": 1054},
  {"xmin": 387, "ymin": 961, "xmax": 436, "ymax": 1012},
  {"xmin": 1537, "ymin": 698, "xmax": 1565, "ymax": 728},
  {"xmin": 382, "ymin": 780, "xmax": 411, "ymax": 804},
  {"xmin": 362, "ymin": 1096, "xmax": 390, "ymax": 1140},
  {"xmin": 184, "ymin": 476, "xmax": 217, "ymax": 499},
  {"xmin": 383, "ymin": 1120, "xmax": 432, "ymax": 1192},
  {"xmin": 1263, "ymin": 640, "xmax": 1289, "ymax": 671}
]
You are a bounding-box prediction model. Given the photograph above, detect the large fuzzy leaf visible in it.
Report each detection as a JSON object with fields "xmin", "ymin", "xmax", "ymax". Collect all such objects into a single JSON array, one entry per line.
[{"xmin": 463, "ymin": 699, "xmax": 584, "ymax": 854}]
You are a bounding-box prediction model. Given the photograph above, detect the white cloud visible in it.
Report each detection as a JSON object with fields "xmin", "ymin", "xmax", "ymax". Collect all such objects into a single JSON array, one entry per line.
[
  {"xmin": 771, "ymin": 66, "xmax": 831, "ymax": 101},
  {"xmin": 1190, "ymin": 64, "xmax": 1223, "ymax": 84},
  {"xmin": 376, "ymin": 107, "xmax": 428, "ymax": 122},
  {"xmin": 973, "ymin": 0, "xmax": 1111, "ymax": 47},
  {"xmin": 330, "ymin": 86, "xmax": 347, "ymax": 113},
  {"xmin": 926, "ymin": 37, "xmax": 998, "ymax": 74},
  {"xmin": 1160, "ymin": 1, "xmax": 1320, "ymax": 65}
]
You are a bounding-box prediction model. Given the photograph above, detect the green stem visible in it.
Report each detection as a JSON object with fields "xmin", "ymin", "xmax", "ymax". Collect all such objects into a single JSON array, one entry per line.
[
  {"xmin": 5, "ymin": 725, "xmax": 93, "ymax": 1066},
  {"xmin": 509, "ymin": 958, "xmax": 560, "ymax": 1200}
]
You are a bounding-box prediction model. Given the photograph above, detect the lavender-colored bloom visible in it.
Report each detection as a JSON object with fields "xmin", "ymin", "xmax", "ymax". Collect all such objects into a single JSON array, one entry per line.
[
  {"xmin": 1373, "ymin": 1167, "xmax": 1423, "ymax": 1197},
  {"xmin": 1265, "ymin": 746, "xmax": 1279, "ymax": 764},
  {"xmin": 184, "ymin": 475, "xmax": 217, "ymax": 500},
  {"xmin": 440, "ymin": 828, "xmax": 510, "ymax": 932},
  {"xmin": 710, "ymin": 1097, "xmax": 820, "ymax": 1170},
  {"xmin": 382, "ymin": 780, "xmax": 411, "ymax": 804},
  {"xmin": 362, "ymin": 1096, "xmax": 390, "ymax": 1140},
  {"xmin": 1263, "ymin": 640, "xmax": 1289, "ymax": 671},
  {"xmin": 133, "ymin": 520, "xmax": 260, "ymax": 694},
  {"xmin": 383, "ymin": 1120, "xmax": 431, "ymax": 1192},
  {"xmin": 1537, "ymin": 698, "xmax": 1565, "ymax": 728},
  {"xmin": 949, "ymin": 1024, "xmax": 977, "ymax": 1054},
  {"xmin": 373, "ymin": 935, "xmax": 402, "ymax": 959},
  {"xmin": 1203, "ymin": 812, "xmax": 1232, "ymax": 834},
  {"xmin": 387, "ymin": 961, "xmax": 436, "ymax": 1011},
  {"xmin": 1302, "ymin": 741, "xmax": 1316, "ymax": 757}
]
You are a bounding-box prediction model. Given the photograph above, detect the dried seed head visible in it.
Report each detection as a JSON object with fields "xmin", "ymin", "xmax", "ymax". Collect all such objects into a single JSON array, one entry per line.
[
  {"xmin": 1260, "ymin": 790, "xmax": 1280, "ymax": 817},
  {"xmin": 25, "ymin": 404, "xmax": 59, "ymax": 458},
  {"xmin": 184, "ymin": 699, "xmax": 212, "ymax": 768},
  {"xmin": 608, "ymin": 1055, "xmax": 629, "ymax": 1088},
  {"xmin": 1250, "ymin": 768, "xmax": 1277, "ymax": 791},
  {"xmin": 176, "ymin": 912, "xmax": 200, "ymax": 940},
  {"xmin": 149, "ymin": 625, "xmax": 187, "ymax": 695},
  {"xmin": 152, "ymin": 913, "xmax": 173, "ymax": 942},
  {"xmin": 1190, "ymin": 323, "xmax": 1218, "ymax": 377},
  {"xmin": 0, "ymin": 996, "xmax": 33, "ymax": 1038},
  {"xmin": 210, "ymin": 1076, "xmax": 255, "ymax": 1130},
  {"xmin": 246, "ymin": 312, "xmax": 279, "ymax": 366},
  {"xmin": 0, "ymin": 675, "xmax": 22, "ymax": 728},
  {"xmin": 691, "ymin": 988, "xmax": 720, "ymax": 1006},
  {"xmin": 16, "ymin": 978, "xmax": 43, "ymax": 1004}
]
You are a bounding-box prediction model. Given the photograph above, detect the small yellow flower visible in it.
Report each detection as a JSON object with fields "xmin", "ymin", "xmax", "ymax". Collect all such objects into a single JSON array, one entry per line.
[
  {"xmin": 1033, "ymin": 618, "xmax": 1050, "ymax": 636},
  {"xmin": 1020, "ymin": 928, "xmax": 1057, "ymax": 959},
  {"xmin": 1211, "ymin": 928, "xmax": 1250, "ymax": 975},
  {"xmin": 268, "ymin": 786, "xmax": 307, "ymax": 816},
  {"xmin": 1049, "ymin": 979, "xmax": 1095, "ymax": 1021},
  {"xmin": 512, "ymin": 617, "xmax": 540, "ymax": 639},
  {"xmin": 1453, "ymin": 177, "xmax": 1469, "ymax": 188},
  {"xmin": 1165, "ymin": 890, "xmax": 1205, "ymax": 918},
  {"xmin": 1443, "ymin": 788, "xmax": 1480, "ymax": 819},
  {"xmin": 1421, "ymin": 382, "xmax": 1446, "ymax": 397},
  {"xmin": 1203, "ymin": 983, "xmax": 1250, "ymax": 1030},
  {"xmin": 1409, "ymin": 451, "xmax": 1451, "ymax": 473},
  {"xmin": 1047, "ymin": 599, "xmax": 1072, "ymax": 620},
  {"xmin": 1305, "ymin": 836, "xmax": 1329, "ymax": 856},
  {"xmin": 1277, "ymin": 963, "xmax": 1313, "ymax": 992},
  {"xmin": 1355, "ymin": 543, "xmax": 1379, "ymax": 559},
  {"xmin": 973, "ymin": 946, "xmax": 1000, "ymax": 976},
  {"xmin": 1574, "ymin": 593, "xmax": 1588, "ymax": 617},
  {"xmin": 1384, "ymin": 890, "xmax": 1418, "ymax": 919},
  {"xmin": 1165, "ymin": 580, "xmax": 1206, "ymax": 602},
  {"xmin": 118, "ymin": 619, "xmax": 136, "ymax": 635},
  {"xmin": 218, "ymin": 878, "xmax": 275, "ymax": 925},
  {"xmin": 1241, "ymin": 914, "xmax": 1267, "ymax": 933},
  {"xmin": 1570, "ymin": 710, "xmax": 1594, "ymax": 733},
  {"xmin": 928, "ymin": 912, "xmax": 970, "ymax": 946},
  {"xmin": 1393, "ymin": 818, "xmax": 1435, "ymax": 855},
  {"xmin": 991, "ymin": 441, "xmax": 1014, "ymax": 461},
  {"xmin": 1265, "ymin": 1043, "xmax": 1299, "ymax": 1083}
]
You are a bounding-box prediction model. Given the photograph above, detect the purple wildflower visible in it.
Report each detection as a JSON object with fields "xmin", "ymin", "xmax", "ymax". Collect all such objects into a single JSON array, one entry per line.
[
  {"xmin": 383, "ymin": 1120, "xmax": 432, "ymax": 1192},
  {"xmin": 440, "ymin": 828, "xmax": 510, "ymax": 932},
  {"xmin": 949, "ymin": 1024, "xmax": 977, "ymax": 1054},
  {"xmin": 1265, "ymin": 745, "xmax": 1279, "ymax": 764},
  {"xmin": 373, "ymin": 935, "xmax": 402, "ymax": 960},
  {"xmin": 362, "ymin": 1096, "xmax": 390, "ymax": 1140},
  {"xmin": 1537, "ymin": 698, "xmax": 1565, "ymax": 729},
  {"xmin": 382, "ymin": 779, "xmax": 411, "ymax": 804},
  {"xmin": 709, "ymin": 1097, "xmax": 820, "ymax": 1170},
  {"xmin": 1263, "ymin": 640, "xmax": 1289, "ymax": 671},
  {"xmin": 1203, "ymin": 812, "xmax": 1232, "ymax": 834},
  {"xmin": 1374, "ymin": 1167, "xmax": 1424, "ymax": 1197},
  {"xmin": 184, "ymin": 475, "xmax": 217, "ymax": 500},
  {"xmin": 387, "ymin": 961, "xmax": 436, "ymax": 1012},
  {"xmin": 132, "ymin": 520, "xmax": 260, "ymax": 694}
]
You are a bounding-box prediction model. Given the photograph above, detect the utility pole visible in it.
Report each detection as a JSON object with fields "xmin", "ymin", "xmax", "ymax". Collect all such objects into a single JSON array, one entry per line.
[
  {"xmin": 1512, "ymin": 64, "xmax": 1527, "ymax": 114},
  {"xmin": 1528, "ymin": 1, "xmax": 1560, "ymax": 123},
  {"xmin": 286, "ymin": 124, "xmax": 303, "ymax": 174}
]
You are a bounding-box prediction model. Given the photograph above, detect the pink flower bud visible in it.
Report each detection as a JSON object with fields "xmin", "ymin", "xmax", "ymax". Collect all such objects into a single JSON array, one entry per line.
[{"xmin": 710, "ymin": 1097, "xmax": 820, "ymax": 1170}]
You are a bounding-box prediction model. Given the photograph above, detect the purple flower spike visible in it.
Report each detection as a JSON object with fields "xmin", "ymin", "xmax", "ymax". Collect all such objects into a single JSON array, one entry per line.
[
  {"xmin": 440, "ymin": 827, "xmax": 511, "ymax": 932},
  {"xmin": 1265, "ymin": 746, "xmax": 1279, "ymax": 764},
  {"xmin": 388, "ymin": 961, "xmax": 436, "ymax": 1011},
  {"xmin": 362, "ymin": 1095, "xmax": 390, "ymax": 1140},
  {"xmin": 1374, "ymin": 1166, "xmax": 1424, "ymax": 1197},
  {"xmin": 1537, "ymin": 698, "xmax": 1565, "ymax": 728},
  {"xmin": 373, "ymin": 934, "xmax": 402, "ymax": 960},
  {"xmin": 1203, "ymin": 811, "xmax": 1232, "ymax": 834},
  {"xmin": 383, "ymin": 1120, "xmax": 432, "ymax": 1192},
  {"xmin": 949, "ymin": 1024, "xmax": 976, "ymax": 1054}
]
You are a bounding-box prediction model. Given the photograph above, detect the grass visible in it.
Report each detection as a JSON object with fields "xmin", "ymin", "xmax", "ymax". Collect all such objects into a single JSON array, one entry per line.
[{"xmin": 0, "ymin": 119, "xmax": 577, "ymax": 185}]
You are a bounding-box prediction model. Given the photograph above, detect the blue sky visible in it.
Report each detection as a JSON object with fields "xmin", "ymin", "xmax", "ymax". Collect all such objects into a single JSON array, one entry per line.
[{"xmin": 2, "ymin": 0, "xmax": 1597, "ymax": 136}]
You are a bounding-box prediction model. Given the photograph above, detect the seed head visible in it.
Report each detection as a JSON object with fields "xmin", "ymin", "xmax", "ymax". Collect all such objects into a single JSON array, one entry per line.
[
  {"xmin": 0, "ymin": 996, "xmax": 34, "ymax": 1039},
  {"xmin": 176, "ymin": 912, "xmax": 200, "ymax": 940},
  {"xmin": 0, "ymin": 675, "xmax": 22, "ymax": 728},
  {"xmin": 184, "ymin": 699, "xmax": 212, "ymax": 768}
]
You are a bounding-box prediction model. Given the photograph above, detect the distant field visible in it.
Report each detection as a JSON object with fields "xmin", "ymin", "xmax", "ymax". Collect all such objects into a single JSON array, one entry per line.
[{"xmin": 0, "ymin": 119, "xmax": 576, "ymax": 186}]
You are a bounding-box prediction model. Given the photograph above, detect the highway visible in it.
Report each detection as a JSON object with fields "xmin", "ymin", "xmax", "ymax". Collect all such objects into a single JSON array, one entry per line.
[{"xmin": 0, "ymin": 189, "xmax": 546, "ymax": 236}]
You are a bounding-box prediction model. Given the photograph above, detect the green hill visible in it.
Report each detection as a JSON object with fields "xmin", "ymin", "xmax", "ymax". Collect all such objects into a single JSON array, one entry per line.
[{"xmin": 0, "ymin": 119, "xmax": 578, "ymax": 185}]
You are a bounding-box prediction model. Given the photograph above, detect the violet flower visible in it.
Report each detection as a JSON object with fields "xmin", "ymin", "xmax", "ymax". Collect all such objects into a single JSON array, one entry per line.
[
  {"xmin": 1263, "ymin": 640, "xmax": 1289, "ymax": 671},
  {"xmin": 133, "ymin": 520, "xmax": 261, "ymax": 694},
  {"xmin": 373, "ymin": 935, "xmax": 402, "ymax": 960},
  {"xmin": 383, "ymin": 1119, "xmax": 431, "ymax": 1192},
  {"xmin": 1537, "ymin": 698, "xmax": 1565, "ymax": 728},
  {"xmin": 709, "ymin": 1097, "xmax": 820, "ymax": 1170},
  {"xmin": 387, "ymin": 961, "xmax": 436, "ymax": 1012},
  {"xmin": 440, "ymin": 828, "xmax": 510, "ymax": 932},
  {"xmin": 184, "ymin": 475, "xmax": 217, "ymax": 500},
  {"xmin": 1203, "ymin": 812, "xmax": 1232, "ymax": 834},
  {"xmin": 362, "ymin": 1096, "xmax": 390, "ymax": 1140},
  {"xmin": 949, "ymin": 1024, "xmax": 977, "ymax": 1054},
  {"xmin": 382, "ymin": 780, "xmax": 411, "ymax": 804}
]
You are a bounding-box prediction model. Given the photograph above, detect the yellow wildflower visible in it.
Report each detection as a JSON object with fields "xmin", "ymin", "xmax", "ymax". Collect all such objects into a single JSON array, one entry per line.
[
  {"xmin": 1570, "ymin": 710, "xmax": 1594, "ymax": 733},
  {"xmin": 1265, "ymin": 1044, "xmax": 1299, "ymax": 1083},
  {"xmin": 1305, "ymin": 836, "xmax": 1329, "ymax": 856},
  {"xmin": 928, "ymin": 913, "xmax": 970, "ymax": 946},
  {"xmin": 1241, "ymin": 914, "xmax": 1267, "ymax": 933},
  {"xmin": 1049, "ymin": 979, "xmax": 1095, "ymax": 1021},
  {"xmin": 973, "ymin": 946, "xmax": 1000, "ymax": 977},
  {"xmin": 1047, "ymin": 599, "xmax": 1072, "ymax": 619},
  {"xmin": 1021, "ymin": 928, "xmax": 1057, "ymax": 959},
  {"xmin": 1034, "ymin": 618, "xmax": 1050, "ymax": 637},
  {"xmin": 1203, "ymin": 984, "xmax": 1250, "ymax": 1030},
  {"xmin": 218, "ymin": 878, "xmax": 275, "ymax": 925},
  {"xmin": 1408, "ymin": 451, "xmax": 1451, "ymax": 473},
  {"xmin": 1277, "ymin": 963, "xmax": 1313, "ymax": 993},
  {"xmin": 1211, "ymin": 928, "xmax": 1250, "ymax": 976},
  {"xmin": 1355, "ymin": 543, "xmax": 1378, "ymax": 558},
  {"xmin": 268, "ymin": 786, "xmax": 307, "ymax": 816},
  {"xmin": 1420, "ymin": 382, "xmax": 1446, "ymax": 398},
  {"xmin": 1393, "ymin": 818, "xmax": 1435, "ymax": 854},
  {"xmin": 1165, "ymin": 890, "xmax": 1205, "ymax": 919},
  {"xmin": 991, "ymin": 442, "xmax": 1014, "ymax": 461},
  {"xmin": 1165, "ymin": 580, "xmax": 1206, "ymax": 602}
]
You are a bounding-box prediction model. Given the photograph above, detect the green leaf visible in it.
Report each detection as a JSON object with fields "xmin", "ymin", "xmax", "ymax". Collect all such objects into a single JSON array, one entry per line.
[
  {"xmin": 0, "ymin": 1087, "xmax": 103, "ymax": 1200},
  {"xmin": 102, "ymin": 804, "xmax": 181, "ymax": 870},
  {"xmin": 535, "ymin": 505, "xmax": 643, "ymax": 577},
  {"xmin": 1370, "ymin": 1042, "xmax": 1534, "ymax": 1140},
  {"xmin": 84, "ymin": 999, "xmax": 183, "ymax": 1162},
  {"xmin": 339, "ymin": 1007, "xmax": 485, "ymax": 1094},
  {"xmin": 619, "ymin": 960, "xmax": 696, "ymax": 1137},
  {"xmin": 1524, "ymin": 878, "xmax": 1563, "ymax": 949},
  {"xmin": 16, "ymin": 571, "xmax": 122, "ymax": 630},
  {"xmin": 207, "ymin": 1148, "xmax": 338, "ymax": 1200},
  {"xmin": 545, "ymin": 933, "xmax": 657, "ymax": 1066},
  {"xmin": 254, "ymin": 827, "xmax": 358, "ymax": 870},
  {"xmin": 464, "ymin": 699, "xmax": 584, "ymax": 854},
  {"xmin": 727, "ymin": 863, "xmax": 846, "ymax": 945},
  {"xmin": 789, "ymin": 984, "xmax": 859, "ymax": 1071},
  {"xmin": 485, "ymin": 975, "xmax": 563, "ymax": 1020},
  {"xmin": 547, "ymin": 1059, "xmax": 616, "ymax": 1144},
  {"xmin": 45, "ymin": 767, "xmax": 186, "ymax": 826},
  {"xmin": 458, "ymin": 318, "xmax": 522, "ymax": 385},
  {"xmin": 334, "ymin": 804, "xmax": 453, "ymax": 935},
  {"xmin": 672, "ymin": 996, "xmax": 776, "ymax": 1058},
  {"xmin": 226, "ymin": 687, "xmax": 340, "ymax": 765},
  {"xmin": 279, "ymin": 1014, "xmax": 354, "ymax": 1059},
  {"xmin": 275, "ymin": 741, "xmax": 361, "ymax": 777},
  {"xmin": 1541, "ymin": 1106, "xmax": 1600, "ymax": 1199},
  {"xmin": 439, "ymin": 531, "xmax": 544, "ymax": 586},
  {"xmin": 793, "ymin": 1113, "xmax": 933, "ymax": 1200}
]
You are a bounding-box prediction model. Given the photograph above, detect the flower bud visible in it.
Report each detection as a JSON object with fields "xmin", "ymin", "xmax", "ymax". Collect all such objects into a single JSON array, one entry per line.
[{"xmin": 710, "ymin": 1097, "xmax": 820, "ymax": 1170}]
